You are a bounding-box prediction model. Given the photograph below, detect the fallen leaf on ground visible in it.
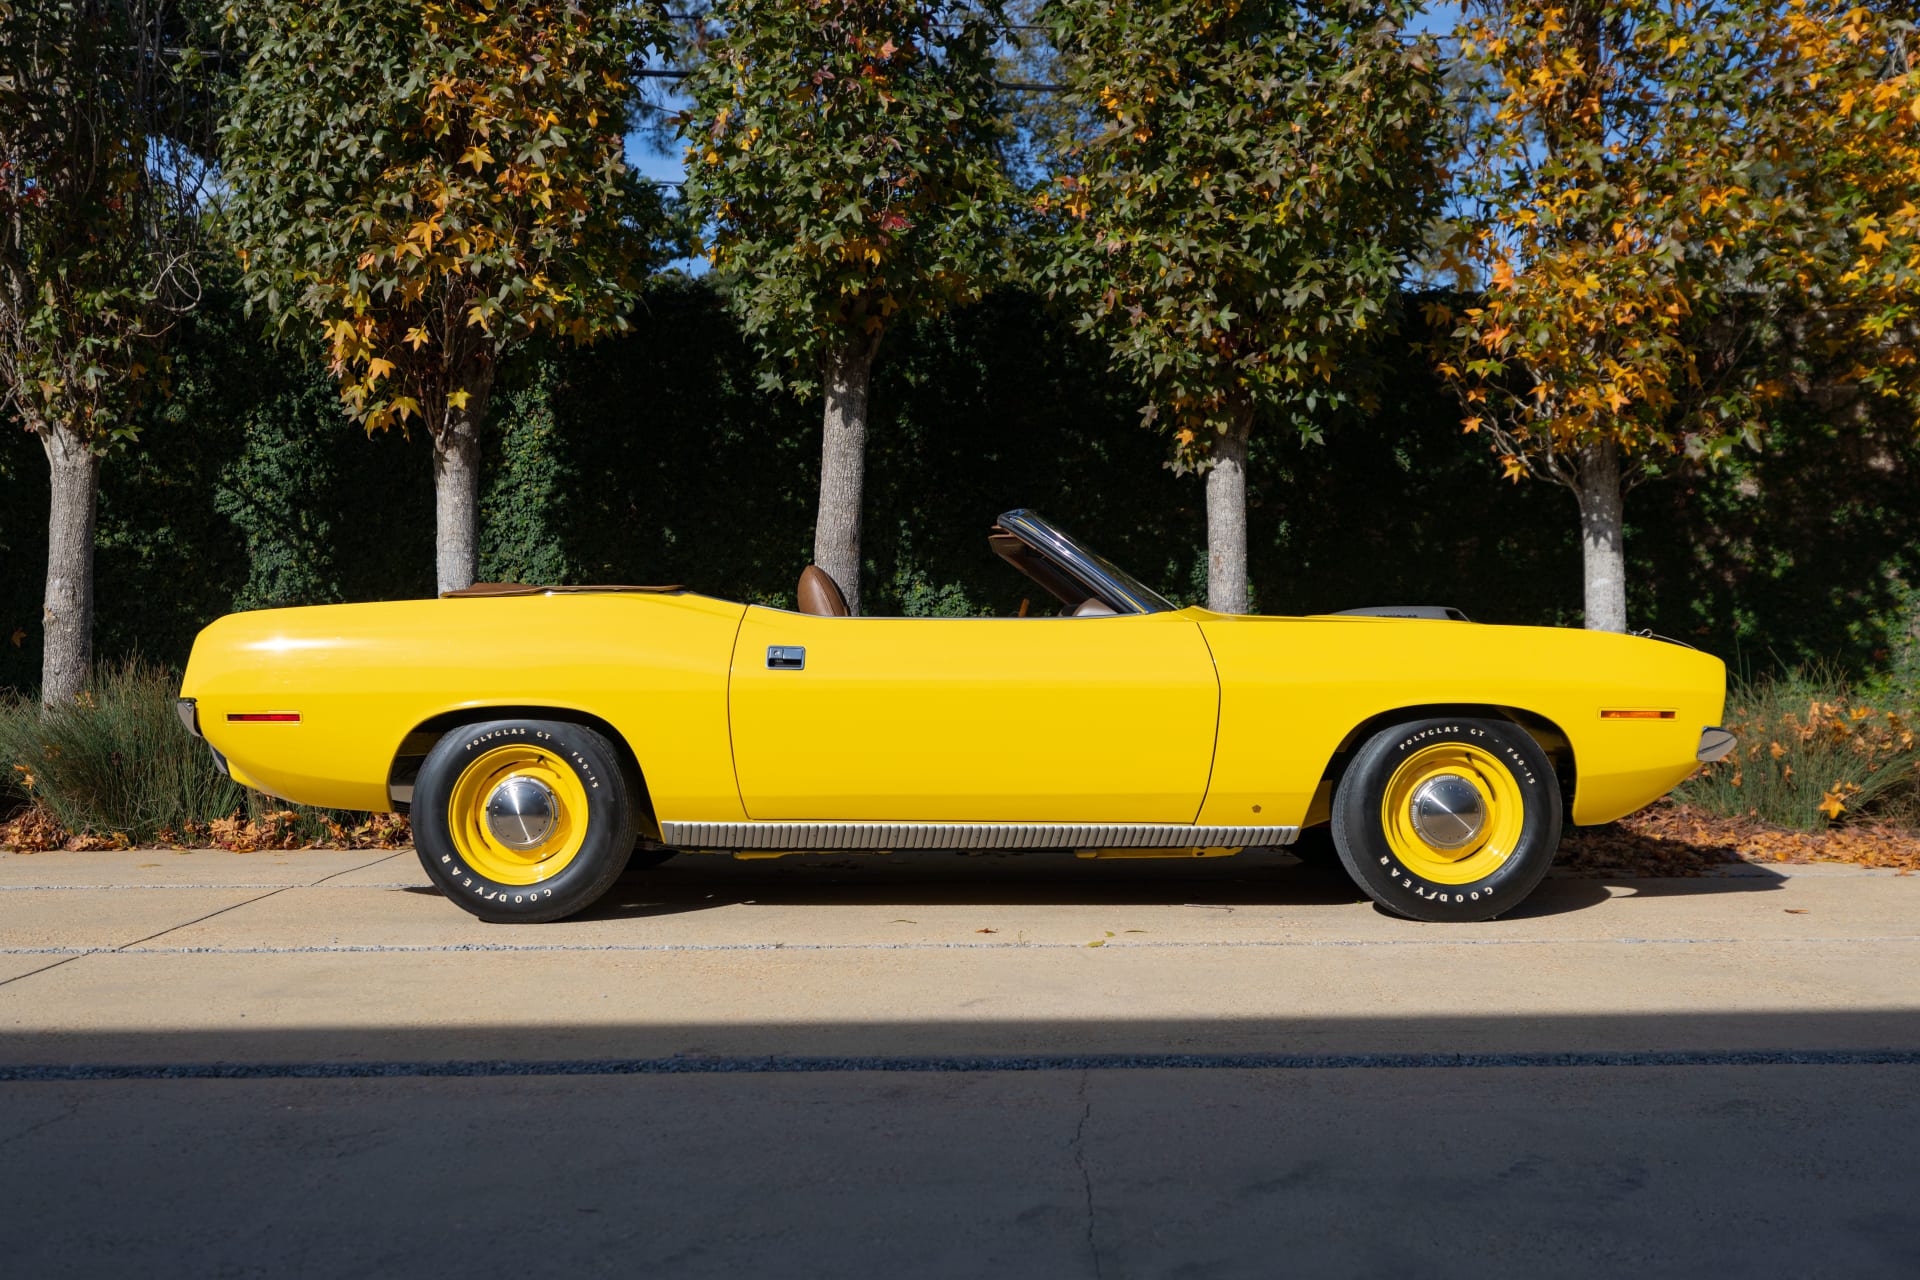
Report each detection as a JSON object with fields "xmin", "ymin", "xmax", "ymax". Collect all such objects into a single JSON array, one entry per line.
[{"xmin": 1558, "ymin": 799, "xmax": 1920, "ymax": 876}]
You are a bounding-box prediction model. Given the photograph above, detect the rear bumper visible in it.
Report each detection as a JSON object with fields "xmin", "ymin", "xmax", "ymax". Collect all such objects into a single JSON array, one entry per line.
[
  {"xmin": 176, "ymin": 697, "xmax": 232, "ymax": 777},
  {"xmin": 1697, "ymin": 726, "xmax": 1737, "ymax": 763}
]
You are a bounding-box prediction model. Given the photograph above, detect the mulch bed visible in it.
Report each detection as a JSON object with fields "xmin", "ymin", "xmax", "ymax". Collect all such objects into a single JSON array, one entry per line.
[
  {"xmin": 0, "ymin": 803, "xmax": 410, "ymax": 853},
  {"xmin": 1558, "ymin": 799, "xmax": 1920, "ymax": 876}
]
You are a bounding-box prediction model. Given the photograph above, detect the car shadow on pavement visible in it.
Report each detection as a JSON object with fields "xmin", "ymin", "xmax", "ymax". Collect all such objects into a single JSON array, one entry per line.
[
  {"xmin": 561, "ymin": 848, "xmax": 1790, "ymax": 924},
  {"xmin": 1501, "ymin": 864, "xmax": 1789, "ymax": 919}
]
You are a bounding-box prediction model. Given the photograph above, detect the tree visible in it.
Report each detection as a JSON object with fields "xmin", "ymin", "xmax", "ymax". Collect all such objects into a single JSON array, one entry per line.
[
  {"xmin": 220, "ymin": 0, "xmax": 671, "ymax": 594},
  {"xmin": 1038, "ymin": 0, "xmax": 1444, "ymax": 614},
  {"xmin": 1432, "ymin": 1, "xmax": 1906, "ymax": 632},
  {"xmin": 677, "ymin": 0, "xmax": 1009, "ymax": 614},
  {"xmin": 1786, "ymin": 3, "xmax": 1920, "ymax": 422},
  {"xmin": 0, "ymin": 0, "xmax": 214, "ymax": 706}
]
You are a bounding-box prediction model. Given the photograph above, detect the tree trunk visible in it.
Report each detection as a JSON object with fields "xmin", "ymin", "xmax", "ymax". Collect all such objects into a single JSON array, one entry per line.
[
  {"xmin": 432, "ymin": 384, "xmax": 492, "ymax": 596},
  {"xmin": 1575, "ymin": 438, "xmax": 1628, "ymax": 633},
  {"xmin": 813, "ymin": 342, "xmax": 873, "ymax": 616},
  {"xmin": 40, "ymin": 418, "xmax": 101, "ymax": 708},
  {"xmin": 1205, "ymin": 409, "xmax": 1254, "ymax": 614}
]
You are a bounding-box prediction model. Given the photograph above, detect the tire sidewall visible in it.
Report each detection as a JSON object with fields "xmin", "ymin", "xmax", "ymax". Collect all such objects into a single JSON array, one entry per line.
[
  {"xmin": 414, "ymin": 719, "xmax": 634, "ymax": 921},
  {"xmin": 1333, "ymin": 717, "xmax": 1562, "ymax": 922}
]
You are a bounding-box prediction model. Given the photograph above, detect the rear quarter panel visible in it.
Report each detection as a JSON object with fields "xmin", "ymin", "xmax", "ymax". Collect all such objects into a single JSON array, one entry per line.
[
  {"xmin": 1193, "ymin": 612, "xmax": 1727, "ymax": 828},
  {"xmin": 180, "ymin": 593, "xmax": 747, "ymax": 817}
]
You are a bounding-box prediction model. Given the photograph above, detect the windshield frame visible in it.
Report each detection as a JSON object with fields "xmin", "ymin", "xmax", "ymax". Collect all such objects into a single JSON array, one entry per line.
[{"xmin": 994, "ymin": 510, "xmax": 1178, "ymax": 616}]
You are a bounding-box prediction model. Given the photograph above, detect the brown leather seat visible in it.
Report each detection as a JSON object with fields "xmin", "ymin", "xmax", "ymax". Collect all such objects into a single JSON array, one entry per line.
[{"xmin": 797, "ymin": 565, "xmax": 849, "ymax": 617}]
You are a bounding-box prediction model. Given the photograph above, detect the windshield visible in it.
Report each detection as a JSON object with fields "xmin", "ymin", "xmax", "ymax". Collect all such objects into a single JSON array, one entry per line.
[{"xmin": 994, "ymin": 510, "xmax": 1177, "ymax": 615}]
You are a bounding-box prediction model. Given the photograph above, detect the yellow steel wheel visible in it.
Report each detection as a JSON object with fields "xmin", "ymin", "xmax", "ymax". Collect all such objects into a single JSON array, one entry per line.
[
  {"xmin": 1378, "ymin": 742, "xmax": 1526, "ymax": 886},
  {"xmin": 445, "ymin": 744, "xmax": 590, "ymax": 886}
]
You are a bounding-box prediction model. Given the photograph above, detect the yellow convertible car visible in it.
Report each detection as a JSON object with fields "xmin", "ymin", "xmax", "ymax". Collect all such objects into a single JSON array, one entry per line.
[{"xmin": 177, "ymin": 510, "xmax": 1732, "ymax": 924}]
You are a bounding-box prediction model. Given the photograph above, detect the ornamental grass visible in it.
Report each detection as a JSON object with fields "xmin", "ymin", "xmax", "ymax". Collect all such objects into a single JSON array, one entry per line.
[
  {"xmin": 0, "ymin": 659, "xmax": 407, "ymax": 851},
  {"xmin": 1674, "ymin": 667, "xmax": 1918, "ymax": 832}
]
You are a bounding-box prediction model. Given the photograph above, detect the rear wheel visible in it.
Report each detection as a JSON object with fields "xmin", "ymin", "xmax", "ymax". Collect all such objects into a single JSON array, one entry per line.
[
  {"xmin": 1331, "ymin": 717, "xmax": 1562, "ymax": 922},
  {"xmin": 413, "ymin": 719, "xmax": 636, "ymax": 922}
]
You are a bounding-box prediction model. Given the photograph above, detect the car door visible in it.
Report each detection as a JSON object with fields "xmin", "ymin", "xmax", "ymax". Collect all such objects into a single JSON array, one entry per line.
[{"xmin": 727, "ymin": 608, "xmax": 1220, "ymax": 823}]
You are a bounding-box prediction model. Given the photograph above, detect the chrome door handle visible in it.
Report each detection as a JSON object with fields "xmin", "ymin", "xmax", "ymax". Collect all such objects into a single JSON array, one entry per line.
[{"xmin": 766, "ymin": 645, "xmax": 806, "ymax": 671}]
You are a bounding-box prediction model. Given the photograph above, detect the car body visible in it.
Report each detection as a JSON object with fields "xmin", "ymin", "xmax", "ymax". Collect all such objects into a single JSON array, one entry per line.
[{"xmin": 177, "ymin": 510, "xmax": 1731, "ymax": 922}]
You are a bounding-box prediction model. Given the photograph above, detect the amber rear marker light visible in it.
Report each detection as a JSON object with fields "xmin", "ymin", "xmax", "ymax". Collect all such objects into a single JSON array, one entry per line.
[
  {"xmin": 1600, "ymin": 709, "xmax": 1675, "ymax": 720},
  {"xmin": 227, "ymin": 712, "xmax": 301, "ymax": 723}
]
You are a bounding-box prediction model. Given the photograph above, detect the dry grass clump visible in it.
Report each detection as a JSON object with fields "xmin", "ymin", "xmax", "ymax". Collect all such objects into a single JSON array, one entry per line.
[
  {"xmin": 1674, "ymin": 668, "xmax": 1917, "ymax": 832},
  {"xmin": 0, "ymin": 659, "xmax": 409, "ymax": 852}
]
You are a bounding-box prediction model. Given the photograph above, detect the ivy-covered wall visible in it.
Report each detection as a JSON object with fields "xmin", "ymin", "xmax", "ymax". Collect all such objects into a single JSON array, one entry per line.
[{"xmin": 3, "ymin": 276, "xmax": 1916, "ymax": 696}]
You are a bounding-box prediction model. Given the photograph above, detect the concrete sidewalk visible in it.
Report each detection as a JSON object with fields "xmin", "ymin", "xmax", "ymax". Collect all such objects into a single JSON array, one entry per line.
[
  {"xmin": 2, "ymin": 846, "xmax": 1916, "ymax": 1062},
  {"xmin": 1, "ymin": 847, "xmax": 1916, "ymax": 1276}
]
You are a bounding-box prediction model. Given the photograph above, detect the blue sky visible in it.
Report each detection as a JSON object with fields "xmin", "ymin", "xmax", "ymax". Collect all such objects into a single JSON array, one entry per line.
[{"xmin": 624, "ymin": 2, "xmax": 1467, "ymax": 195}]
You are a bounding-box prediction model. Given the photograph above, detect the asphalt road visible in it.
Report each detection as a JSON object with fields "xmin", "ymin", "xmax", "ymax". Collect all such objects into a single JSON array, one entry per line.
[{"xmin": 2, "ymin": 847, "xmax": 1916, "ymax": 1278}]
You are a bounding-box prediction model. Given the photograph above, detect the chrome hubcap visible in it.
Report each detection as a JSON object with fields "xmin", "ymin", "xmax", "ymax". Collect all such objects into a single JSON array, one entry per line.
[
  {"xmin": 1408, "ymin": 774, "xmax": 1486, "ymax": 851},
  {"xmin": 485, "ymin": 776, "xmax": 557, "ymax": 850}
]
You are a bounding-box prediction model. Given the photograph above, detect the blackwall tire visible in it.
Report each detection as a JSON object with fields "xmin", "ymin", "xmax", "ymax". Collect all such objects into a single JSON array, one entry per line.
[
  {"xmin": 413, "ymin": 719, "xmax": 636, "ymax": 923},
  {"xmin": 1331, "ymin": 717, "xmax": 1562, "ymax": 922}
]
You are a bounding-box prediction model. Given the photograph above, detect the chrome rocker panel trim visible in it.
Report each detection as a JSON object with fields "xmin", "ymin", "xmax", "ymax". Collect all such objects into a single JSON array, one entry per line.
[{"xmin": 659, "ymin": 821, "xmax": 1300, "ymax": 851}]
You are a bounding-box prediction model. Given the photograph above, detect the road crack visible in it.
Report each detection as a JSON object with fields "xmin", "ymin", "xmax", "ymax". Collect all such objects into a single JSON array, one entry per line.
[
  {"xmin": 1071, "ymin": 1069, "xmax": 1103, "ymax": 1280},
  {"xmin": 0, "ymin": 1098, "xmax": 78, "ymax": 1151}
]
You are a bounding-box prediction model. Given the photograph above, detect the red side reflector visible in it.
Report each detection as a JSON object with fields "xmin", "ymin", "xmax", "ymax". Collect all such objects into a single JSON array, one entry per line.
[
  {"xmin": 227, "ymin": 713, "xmax": 301, "ymax": 723},
  {"xmin": 1600, "ymin": 709, "xmax": 1675, "ymax": 720}
]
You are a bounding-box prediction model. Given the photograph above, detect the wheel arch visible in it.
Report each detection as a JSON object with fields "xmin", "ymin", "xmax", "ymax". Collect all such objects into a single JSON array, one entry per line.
[
  {"xmin": 387, "ymin": 705, "xmax": 660, "ymax": 840},
  {"xmin": 1317, "ymin": 703, "xmax": 1576, "ymax": 815}
]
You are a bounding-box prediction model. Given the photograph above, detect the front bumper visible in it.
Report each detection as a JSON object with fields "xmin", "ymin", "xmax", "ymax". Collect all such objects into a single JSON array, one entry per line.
[{"xmin": 1697, "ymin": 726, "xmax": 1737, "ymax": 763}]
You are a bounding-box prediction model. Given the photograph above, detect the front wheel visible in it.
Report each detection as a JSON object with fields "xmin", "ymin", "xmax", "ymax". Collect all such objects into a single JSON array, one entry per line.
[
  {"xmin": 1331, "ymin": 717, "xmax": 1562, "ymax": 922},
  {"xmin": 413, "ymin": 719, "xmax": 637, "ymax": 922}
]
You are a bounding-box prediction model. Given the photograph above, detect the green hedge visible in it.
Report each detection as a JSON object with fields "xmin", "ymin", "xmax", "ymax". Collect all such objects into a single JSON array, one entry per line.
[{"xmin": 3, "ymin": 275, "xmax": 1917, "ymax": 698}]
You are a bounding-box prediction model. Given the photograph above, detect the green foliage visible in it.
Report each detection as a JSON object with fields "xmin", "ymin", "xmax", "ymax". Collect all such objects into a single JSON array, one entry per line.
[
  {"xmin": 219, "ymin": 0, "xmax": 674, "ymax": 435},
  {"xmin": 0, "ymin": 658, "xmax": 249, "ymax": 838},
  {"xmin": 479, "ymin": 362, "xmax": 575, "ymax": 584},
  {"xmin": 0, "ymin": 0, "xmax": 215, "ymax": 446},
  {"xmin": 1859, "ymin": 580, "xmax": 1920, "ymax": 709},
  {"xmin": 678, "ymin": 0, "xmax": 1012, "ymax": 384},
  {"xmin": 1769, "ymin": 4, "xmax": 1920, "ymax": 424},
  {"xmin": 1039, "ymin": 0, "xmax": 1446, "ymax": 460},
  {"xmin": 213, "ymin": 379, "xmax": 351, "ymax": 613},
  {"xmin": 1, "ymin": 277, "xmax": 1913, "ymax": 698},
  {"xmin": 1434, "ymin": 0, "xmax": 1905, "ymax": 484},
  {"xmin": 0, "ymin": 658, "xmax": 401, "ymax": 841},
  {"xmin": 1675, "ymin": 666, "xmax": 1918, "ymax": 832},
  {"xmin": 881, "ymin": 523, "xmax": 983, "ymax": 617}
]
